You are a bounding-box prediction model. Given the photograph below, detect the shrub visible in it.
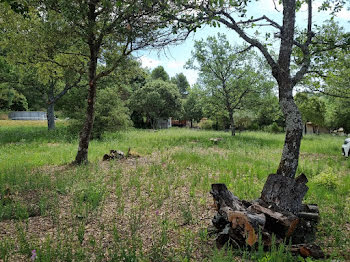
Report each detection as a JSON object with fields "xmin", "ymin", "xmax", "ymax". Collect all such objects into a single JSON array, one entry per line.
[
  {"xmin": 312, "ymin": 170, "xmax": 339, "ymax": 189},
  {"xmin": 264, "ymin": 122, "xmax": 283, "ymax": 133},
  {"xmin": 198, "ymin": 119, "xmax": 213, "ymax": 130},
  {"xmin": 0, "ymin": 88, "xmax": 28, "ymax": 111},
  {"xmin": 65, "ymin": 87, "xmax": 132, "ymax": 139}
]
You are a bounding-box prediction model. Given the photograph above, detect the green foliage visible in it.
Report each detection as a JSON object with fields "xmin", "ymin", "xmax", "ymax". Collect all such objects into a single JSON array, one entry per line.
[
  {"xmin": 61, "ymin": 79, "xmax": 132, "ymax": 139},
  {"xmin": 198, "ymin": 118, "xmax": 214, "ymax": 130},
  {"xmin": 325, "ymin": 97, "xmax": 350, "ymax": 133},
  {"xmin": 93, "ymin": 87, "xmax": 132, "ymax": 138},
  {"xmin": 295, "ymin": 92, "xmax": 326, "ymax": 127},
  {"xmin": 187, "ymin": 33, "xmax": 274, "ymax": 134},
  {"xmin": 234, "ymin": 111, "xmax": 255, "ymax": 130},
  {"xmin": 0, "ymin": 237, "xmax": 14, "ymax": 262},
  {"xmin": 171, "ymin": 72, "xmax": 190, "ymax": 97},
  {"xmin": 183, "ymin": 85, "xmax": 204, "ymax": 123},
  {"xmin": 0, "ymin": 87, "xmax": 28, "ymax": 111},
  {"xmin": 130, "ymin": 79, "xmax": 182, "ymax": 128},
  {"xmin": 73, "ymin": 183, "xmax": 105, "ymax": 218},
  {"xmin": 151, "ymin": 66, "xmax": 170, "ymax": 81},
  {"xmin": 312, "ymin": 169, "xmax": 340, "ymax": 189},
  {"xmin": 256, "ymin": 95, "xmax": 284, "ymax": 128},
  {"xmin": 264, "ymin": 122, "xmax": 283, "ymax": 133}
]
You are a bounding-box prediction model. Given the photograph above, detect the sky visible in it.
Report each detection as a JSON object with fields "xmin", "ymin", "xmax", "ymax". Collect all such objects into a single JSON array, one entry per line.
[{"xmin": 135, "ymin": 0, "xmax": 350, "ymax": 86}]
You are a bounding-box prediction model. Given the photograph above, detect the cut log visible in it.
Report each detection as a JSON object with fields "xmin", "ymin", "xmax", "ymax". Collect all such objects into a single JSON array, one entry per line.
[
  {"xmin": 102, "ymin": 149, "xmax": 125, "ymax": 161},
  {"xmin": 292, "ymin": 204, "xmax": 320, "ymax": 244},
  {"xmin": 260, "ymin": 173, "xmax": 308, "ymax": 213},
  {"xmin": 247, "ymin": 203, "xmax": 299, "ymax": 238},
  {"xmin": 211, "ymin": 183, "xmax": 242, "ymax": 211},
  {"xmin": 210, "ymin": 183, "xmax": 323, "ymax": 259},
  {"xmin": 290, "ymin": 244, "xmax": 325, "ymax": 259},
  {"xmin": 211, "ymin": 184, "xmax": 266, "ymax": 247}
]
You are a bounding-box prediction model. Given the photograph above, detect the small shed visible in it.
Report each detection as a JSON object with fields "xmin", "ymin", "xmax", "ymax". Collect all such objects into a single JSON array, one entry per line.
[
  {"xmin": 304, "ymin": 122, "xmax": 329, "ymax": 135},
  {"xmin": 156, "ymin": 118, "xmax": 172, "ymax": 129},
  {"xmin": 9, "ymin": 111, "xmax": 47, "ymax": 120}
]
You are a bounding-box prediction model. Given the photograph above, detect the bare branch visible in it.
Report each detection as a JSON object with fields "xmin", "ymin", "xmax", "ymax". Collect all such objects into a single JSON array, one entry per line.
[
  {"xmin": 292, "ymin": 0, "xmax": 314, "ymax": 86},
  {"xmin": 272, "ymin": 0, "xmax": 281, "ymax": 12},
  {"xmin": 215, "ymin": 10, "xmax": 278, "ymax": 74}
]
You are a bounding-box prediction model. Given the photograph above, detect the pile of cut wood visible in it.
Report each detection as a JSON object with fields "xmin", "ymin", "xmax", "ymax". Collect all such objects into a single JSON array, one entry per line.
[
  {"xmin": 210, "ymin": 174, "xmax": 324, "ymax": 259},
  {"xmin": 102, "ymin": 148, "xmax": 140, "ymax": 161}
]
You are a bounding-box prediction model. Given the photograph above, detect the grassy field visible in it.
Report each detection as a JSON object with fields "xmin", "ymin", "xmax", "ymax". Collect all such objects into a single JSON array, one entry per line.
[{"xmin": 0, "ymin": 121, "xmax": 349, "ymax": 261}]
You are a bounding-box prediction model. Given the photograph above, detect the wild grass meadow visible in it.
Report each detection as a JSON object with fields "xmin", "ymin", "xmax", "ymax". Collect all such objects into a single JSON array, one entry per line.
[{"xmin": 0, "ymin": 121, "xmax": 349, "ymax": 261}]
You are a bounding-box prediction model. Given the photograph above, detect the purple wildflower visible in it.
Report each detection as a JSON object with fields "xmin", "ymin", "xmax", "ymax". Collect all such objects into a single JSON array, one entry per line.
[{"xmin": 31, "ymin": 250, "xmax": 37, "ymax": 261}]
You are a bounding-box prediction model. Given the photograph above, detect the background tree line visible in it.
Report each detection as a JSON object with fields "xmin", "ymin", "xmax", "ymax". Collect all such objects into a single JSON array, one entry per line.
[{"xmin": 1, "ymin": 31, "xmax": 349, "ymax": 137}]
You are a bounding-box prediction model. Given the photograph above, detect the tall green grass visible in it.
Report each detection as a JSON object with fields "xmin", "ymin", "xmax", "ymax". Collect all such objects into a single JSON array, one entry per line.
[{"xmin": 0, "ymin": 124, "xmax": 349, "ymax": 261}]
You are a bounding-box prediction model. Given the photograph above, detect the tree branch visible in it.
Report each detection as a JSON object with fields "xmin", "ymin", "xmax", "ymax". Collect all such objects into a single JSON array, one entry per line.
[
  {"xmin": 215, "ymin": 10, "xmax": 278, "ymax": 74},
  {"xmin": 292, "ymin": 0, "xmax": 314, "ymax": 86}
]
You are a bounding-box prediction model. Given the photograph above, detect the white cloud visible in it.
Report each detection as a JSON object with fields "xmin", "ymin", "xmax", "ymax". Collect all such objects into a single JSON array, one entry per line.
[
  {"xmin": 183, "ymin": 69, "xmax": 198, "ymax": 86},
  {"xmin": 139, "ymin": 56, "xmax": 161, "ymax": 69},
  {"xmin": 336, "ymin": 8, "xmax": 350, "ymax": 20},
  {"xmin": 167, "ymin": 60, "xmax": 185, "ymax": 69}
]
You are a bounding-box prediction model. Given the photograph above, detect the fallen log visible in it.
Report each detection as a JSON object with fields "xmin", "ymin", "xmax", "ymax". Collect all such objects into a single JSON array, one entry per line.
[{"xmin": 210, "ymin": 182, "xmax": 323, "ymax": 259}]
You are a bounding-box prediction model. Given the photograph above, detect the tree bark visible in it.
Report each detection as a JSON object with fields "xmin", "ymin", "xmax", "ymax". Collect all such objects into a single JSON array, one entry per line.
[
  {"xmin": 74, "ymin": 77, "xmax": 97, "ymax": 164},
  {"xmin": 47, "ymin": 82, "xmax": 56, "ymax": 130},
  {"xmin": 276, "ymin": 86, "xmax": 303, "ymax": 178},
  {"xmin": 210, "ymin": 183, "xmax": 323, "ymax": 259},
  {"xmin": 229, "ymin": 111, "xmax": 235, "ymax": 136},
  {"xmin": 273, "ymin": 0, "xmax": 302, "ymax": 179},
  {"xmin": 47, "ymin": 102, "xmax": 55, "ymax": 130},
  {"xmin": 74, "ymin": 2, "xmax": 98, "ymax": 165}
]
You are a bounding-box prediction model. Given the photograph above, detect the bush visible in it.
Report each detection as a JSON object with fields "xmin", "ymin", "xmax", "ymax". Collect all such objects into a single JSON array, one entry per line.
[
  {"xmin": 198, "ymin": 119, "xmax": 214, "ymax": 130},
  {"xmin": 0, "ymin": 88, "xmax": 28, "ymax": 111},
  {"xmin": 312, "ymin": 170, "xmax": 339, "ymax": 189},
  {"xmin": 65, "ymin": 87, "xmax": 132, "ymax": 139},
  {"xmin": 264, "ymin": 122, "xmax": 283, "ymax": 133}
]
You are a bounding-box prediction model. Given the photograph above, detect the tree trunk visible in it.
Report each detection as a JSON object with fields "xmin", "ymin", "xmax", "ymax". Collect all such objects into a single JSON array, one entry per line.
[
  {"xmin": 47, "ymin": 81, "xmax": 56, "ymax": 130},
  {"xmin": 73, "ymin": 2, "xmax": 99, "ymax": 165},
  {"xmin": 276, "ymin": 87, "xmax": 303, "ymax": 178},
  {"xmin": 229, "ymin": 111, "xmax": 235, "ymax": 136},
  {"xmin": 74, "ymin": 49, "xmax": 98, "ymax": 163},
  {"xmin": 210, "ymin": 183, "xmax": 324, "ymax": 259},
  {"xmin": 47, "ymin": 102, "xmax": 55, "ymax": 130},
  {"xmin": 74, "ymin": 77, "xmax": 97, "ymax": 164}
]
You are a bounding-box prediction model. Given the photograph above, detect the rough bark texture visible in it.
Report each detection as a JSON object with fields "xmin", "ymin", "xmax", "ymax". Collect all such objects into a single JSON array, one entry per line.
[
  {"xmin": 273, "ymin": 0, "xmax": 303, "ymax": 179},
  {"xmin": 210, "ymin": 183, "xmax": 323, "ymax": 259},
  {"xmin": 47, "ymin": 102, "xmax": 55, "ymax": 130},
  {"xmin": 74, "ymin": 78, "xmax": 97, "ymax": 164},
  {"xmin": 260, "ymin": 173, "xmax": 308, "ymax": 213},
  {"xmin": 47, "ymin": 82, "xmax": 56, "ymax": 130},
  {"xmin": 73, "ymin": 1, "xmax": 99, "ymax": 165},
  {"xmin": 276, "ymin": 87, "xmax": 303, "ymax": 178}
]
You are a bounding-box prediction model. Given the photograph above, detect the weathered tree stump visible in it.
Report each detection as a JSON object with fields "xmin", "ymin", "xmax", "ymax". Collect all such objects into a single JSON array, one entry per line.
[
  {"xmin": 260, "ymin": 173, "xmax": 308, "ymax": 213},
  {"xmin": 210, "ymin": 181, "xmax": 323, "ymax": 259}
]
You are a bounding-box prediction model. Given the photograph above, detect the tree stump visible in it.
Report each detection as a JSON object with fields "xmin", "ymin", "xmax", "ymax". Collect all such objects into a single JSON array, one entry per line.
[{"xmin": 210, "ymin": 181, "xmax": 324, "ymax": 259}]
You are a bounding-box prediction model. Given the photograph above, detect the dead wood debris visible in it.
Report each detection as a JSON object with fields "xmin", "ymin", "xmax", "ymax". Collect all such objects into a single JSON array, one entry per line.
[{"xmin": 210, "ymin": 182, "xmax": 325, "ymax": 259}]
